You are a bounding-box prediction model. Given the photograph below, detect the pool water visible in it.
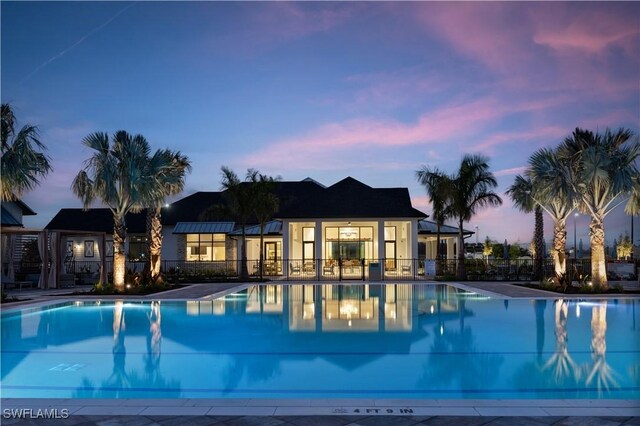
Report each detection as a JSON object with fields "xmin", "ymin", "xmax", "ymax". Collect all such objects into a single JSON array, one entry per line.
[{"xmin": 1, "ymin": 284, "xmax": 639, "ymax": 399}]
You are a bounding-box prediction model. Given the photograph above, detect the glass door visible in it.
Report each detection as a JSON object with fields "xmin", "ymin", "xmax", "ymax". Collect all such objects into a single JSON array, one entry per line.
[{"xmin": 264, "ymin": 242, "xmax": 280, "ymax": 275}]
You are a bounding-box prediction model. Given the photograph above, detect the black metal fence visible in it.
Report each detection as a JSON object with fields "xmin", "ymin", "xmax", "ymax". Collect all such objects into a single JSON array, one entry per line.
[{"xmin": 3, "ymin": 257, "xmax": 637, "ymax": 287}]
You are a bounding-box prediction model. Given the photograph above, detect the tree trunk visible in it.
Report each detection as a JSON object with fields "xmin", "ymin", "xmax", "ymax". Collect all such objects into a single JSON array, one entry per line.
[
  {"xmin": 552, "ymin": 219, "xmax": 567, "ymax": 277},
  {"xmin": 113, "ymin": 216, "xmax": 127, "ymax": 290},
  {"xmin": 533, "ymin": 205, "xmax": 544, "ymax": 280},
  {"xmin": 435, "ymin": 224, "xmax": 441, "ymax": 275},
  {"xmin": 456, "ymin": 220, "xmax": 465, "ymax": 280},
  {"xmin": 147, "ymin": 207, "xmax": 163, "ymax": 282},
  {"xmin": 240, "ymin": 226, "xmax": 248, "ymax": 280},
  {"xmin": 589, "ymin": 215, "xmax": 607, "ymax": 287},
  {"xmin": 259, "ymin": 223, "xmax": 265, "ymax": 281}
]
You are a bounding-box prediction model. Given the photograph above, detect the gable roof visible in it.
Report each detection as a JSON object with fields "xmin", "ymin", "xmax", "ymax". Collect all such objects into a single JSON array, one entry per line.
[
  {"xmin": 276, "ymin": 177, "xmax": 427, "ymax": 219},
  {"xmin": 45, "ymin": 209, "xmax": 147, "ymax": 234},
  {"xmin": 46, "ymin": 177, "xmax": 428, "ymax": 231}
]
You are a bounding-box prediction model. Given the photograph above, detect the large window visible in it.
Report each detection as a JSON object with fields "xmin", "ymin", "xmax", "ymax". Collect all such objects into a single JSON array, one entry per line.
[
  {"xmin": 303, "ymin": 227, "xmax": 315, "ymax": 262},
  {"xmin": 128, "ymin": 235, "xmax": 146, "ymax": 261},
  {"xmin": 325, "ymin": 226, "xmax": 374, "ymax": 263},
  {"xmin": 186, "ymin": 234, "xmax": 226, "ymax": 261},
  {"xmin": 384, "ymin": 226, "xmax": 396, "ymax": 270}
]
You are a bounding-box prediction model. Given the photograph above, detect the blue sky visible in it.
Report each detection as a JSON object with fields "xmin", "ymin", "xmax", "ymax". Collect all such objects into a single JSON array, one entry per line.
[{"xmin": 2, "ymin": 1, "xmax": 639, "ymax": 247}]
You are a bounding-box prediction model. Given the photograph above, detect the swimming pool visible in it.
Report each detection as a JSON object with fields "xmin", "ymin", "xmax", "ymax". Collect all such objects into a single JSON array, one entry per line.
[{"xmin": 1, "ymin": 284, "xmax": 638, "ymax": 399}]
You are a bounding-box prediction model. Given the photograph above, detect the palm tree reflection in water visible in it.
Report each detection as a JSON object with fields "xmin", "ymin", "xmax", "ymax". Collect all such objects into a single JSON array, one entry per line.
[
  {"xmin": 111, "ymin": 301, "xmax": 129, "ymax": 394},
  {"xmin": 543, "ymin": 300, "xmax": 580, "ymax": 384},
  {"xmin": 586, "ymin": 302, "xmax": 619, "ymax": 395},
  {"xmin": 146, "ymin": 301, "xmax": 162, "ymax": 374}
]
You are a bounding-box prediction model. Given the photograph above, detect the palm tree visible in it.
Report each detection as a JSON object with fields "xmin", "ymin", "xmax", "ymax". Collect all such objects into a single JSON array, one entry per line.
[
  {"xmin": 144, "ymin": 150, "xmax": 191, "ymax": 283},
  {"xmin": 447, "ymin": 154, "xmax": 502, "ymax": 280},
  {"xmin": 219, "ymin": 166, "xmax": 254, "ymax": 280},
  {"xmin": 558, "ymin": 128, "xmax": 640, "ymax": 287},
  {"xmin": 416, "ymin": 166, "xmax": 452, "ymax": 274},
  {"xmin": 72, "ymin": 131, "xmax": 158, "ymax": 290},
  {"xmin": 248, "ymin": 170, "xmax": 280, "ymax": 280},
  {"xmin": 506, "ymin": 175, "xmax": 544, "ymax": 280},
  {"xmin": 525, "ymin": 148, "xmax": 576, "ymax": 278},
  {"xmin": 1, "ymin": 104, "xmax": 52, "ymax": 201}
]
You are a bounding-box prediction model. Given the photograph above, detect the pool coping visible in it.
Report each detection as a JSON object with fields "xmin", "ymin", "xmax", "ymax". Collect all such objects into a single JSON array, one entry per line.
[{"xmin": 1, "ymin": 397, "xmax": 639, "ymax": 417}]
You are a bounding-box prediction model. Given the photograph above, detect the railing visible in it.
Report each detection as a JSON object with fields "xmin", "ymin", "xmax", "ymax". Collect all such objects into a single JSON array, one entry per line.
[{"xmin": 4, "ymin": 257, "xmax": 636, "ymax": 286}]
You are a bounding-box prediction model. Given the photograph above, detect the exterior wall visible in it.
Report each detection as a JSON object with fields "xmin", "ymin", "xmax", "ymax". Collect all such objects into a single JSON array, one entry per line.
[
  {"xmin": 161, "ymin": 226, "xmax": 178, "ymax": 259},
  {"xmin": 176, "ymin": 234, "xmax": 186, "ymax": 261}
]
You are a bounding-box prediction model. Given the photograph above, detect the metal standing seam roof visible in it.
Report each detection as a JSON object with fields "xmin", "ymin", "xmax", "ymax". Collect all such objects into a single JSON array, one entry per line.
[
  {"xmin": 229, "ymin": 220, "xmax": 283, "ymax": 236},
  {"xmin": 1, "ymin": 206, "xmax": 22, "ymax": 226},
  {"xmin": 173, "ymin": 222, "xmax": 235, "ymax": 234},
  {"xmin": 418, "ymin": 219, "xmax": 473, "ymax": 235}
]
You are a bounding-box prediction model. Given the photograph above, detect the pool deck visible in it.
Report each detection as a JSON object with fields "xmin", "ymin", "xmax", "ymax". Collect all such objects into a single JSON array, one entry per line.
[{"xmin": 2, "ymin": 280, "xmax": 639, "ymax": 423}]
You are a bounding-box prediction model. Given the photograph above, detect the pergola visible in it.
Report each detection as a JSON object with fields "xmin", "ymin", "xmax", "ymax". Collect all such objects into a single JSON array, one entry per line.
[{"xmin": 1, "ymin": 227, "xmax": 107, "ymax": 289}]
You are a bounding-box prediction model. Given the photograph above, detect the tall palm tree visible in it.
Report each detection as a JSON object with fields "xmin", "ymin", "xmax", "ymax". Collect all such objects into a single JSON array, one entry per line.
[
  {"xmin": 72, "ymin": 131, "xmax": 158, "ymax": 290},
  {"xmin": 526, "ymin": 148, "xmax": 576, "ymax": 279},
  {"xmin": 447, "ymin": 154, "xmax": 502, "ymax": 280},
  {"xmin": 1, "ymin": 104, "xmax": 52, "ymax": 201},
  {"xmin": 416, "ymin": 166, "xmax": 452, "ymax": 274},
  {"xmin": 220, "ymin": 166, "xmax": 254, "ymax": 280},
  {"xmin": 506, "ymin": 175, "xmax": 544, "ymax": 280},
  {"xmin": 558, "ymin": 128, "xmax": 640, "ymax": 287},
  {"xmin": 248, "ymin": 170, "xmax": 280, "ymax": 280},
  {"xmin": 144, "ymin": 150, "xmax": 191, "ymax": 283}
]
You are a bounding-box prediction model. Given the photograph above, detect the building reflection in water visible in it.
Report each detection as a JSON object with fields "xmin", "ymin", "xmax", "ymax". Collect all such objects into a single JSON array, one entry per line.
[{"xmin": 189, "ymin": 284, "xmax": 417, "ymax": 333}]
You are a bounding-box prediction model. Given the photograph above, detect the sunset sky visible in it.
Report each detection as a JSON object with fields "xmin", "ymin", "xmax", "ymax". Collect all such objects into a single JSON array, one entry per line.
[{"xmin": 2, "ymin": 1, "xmax": 639, "ymax": 247}]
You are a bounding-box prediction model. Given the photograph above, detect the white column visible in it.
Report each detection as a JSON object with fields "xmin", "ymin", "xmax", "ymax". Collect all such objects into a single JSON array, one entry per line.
[
  {"xmin": 377, "ymin": 220, "xmax": 385, "ymax": 262},
  {"xmin": 315, "ymin": 220, "xmax": 322, "ymax": 277},
  {"xmin": 411, "ymin": 220, "xmax": 418, "ymax": 260},
  {"xmin": 282, "ymin": 220, "xmax": 290, "ymax": 274}
]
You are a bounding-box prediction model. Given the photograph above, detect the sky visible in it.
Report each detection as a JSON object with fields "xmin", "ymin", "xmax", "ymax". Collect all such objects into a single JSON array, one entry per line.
[{"xmin": 2, "ymin": 1, "xmax": 639, "ymax": 248}]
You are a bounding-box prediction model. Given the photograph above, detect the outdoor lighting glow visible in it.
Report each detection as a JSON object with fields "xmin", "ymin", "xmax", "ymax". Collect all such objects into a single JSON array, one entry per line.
[
  {"xmin": 348, "ymin": 319, "xmax": 352, "ymax": 327},
  {"xmin": 165, "ymin": 203, "xmax": 170, "ymax": 208},
  {"xmin": 328, "ymin": 312, "xmax": 332, "ymax": 319},
  {"xmin": 430, "ymin": 305, "xmax": 434, "ymax": 314},
  {"xmin": 440, "ymin": 324, "xmax": 444, "ymax": 335},
  {"xmin": 576, "ymin": 304, "xmax": 581, "ymax": 318},
  {"xmin": 366, "ymin": 313, "xmax": 370, "ymax": 319},
  {"xmin": 126, "ymin": 284, "xmax": 131, "ymax": 289},
  {"xmin": 74, "ymin": 301, "xmax": 83, "ymax": 306}
]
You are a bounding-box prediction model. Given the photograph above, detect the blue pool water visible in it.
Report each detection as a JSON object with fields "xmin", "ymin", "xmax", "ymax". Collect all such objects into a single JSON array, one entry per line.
[{"xmin": 1, "ymin": 284, "xmax": 639, "ymax": 399}]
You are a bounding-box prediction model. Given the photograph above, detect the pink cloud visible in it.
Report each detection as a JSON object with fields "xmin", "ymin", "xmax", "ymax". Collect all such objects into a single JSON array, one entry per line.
[
  {"xmin": 242, "ymin": 98, "xmax": 506, "ymax": 170},
  {"xmin": 494, "ymin": 166, "xmax": 528, "ymax": 178},
  {"xmin": 215, "ymin": 3, "xmax": 361, "ymax": 54},
  {"xmin": 469, "ymin": 126, "xmax": 568, "ymax": 155},
  {"xmin": 531, "ymin": 4, "xmax": 640, "ymax": 54}
]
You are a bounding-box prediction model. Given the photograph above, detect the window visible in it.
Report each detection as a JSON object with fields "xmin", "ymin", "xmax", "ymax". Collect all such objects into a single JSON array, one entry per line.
[
  {"xmin": 186, "ymin": 234, "xmax": 226, "ymax": 261},
  {"xmin": 325, "ymin": 226, "xmax": 374, "ymax": 262},
  {"xmin": 384, "ymin": 226, "xmax": 397, "ymax": 270},
  {"xmin": 128, "ymin": 235, "xmax": 146, "ymax": 261},
  {"xmin": 303, "ymin": 227, "xmax": 314, "ymax": 261}
]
